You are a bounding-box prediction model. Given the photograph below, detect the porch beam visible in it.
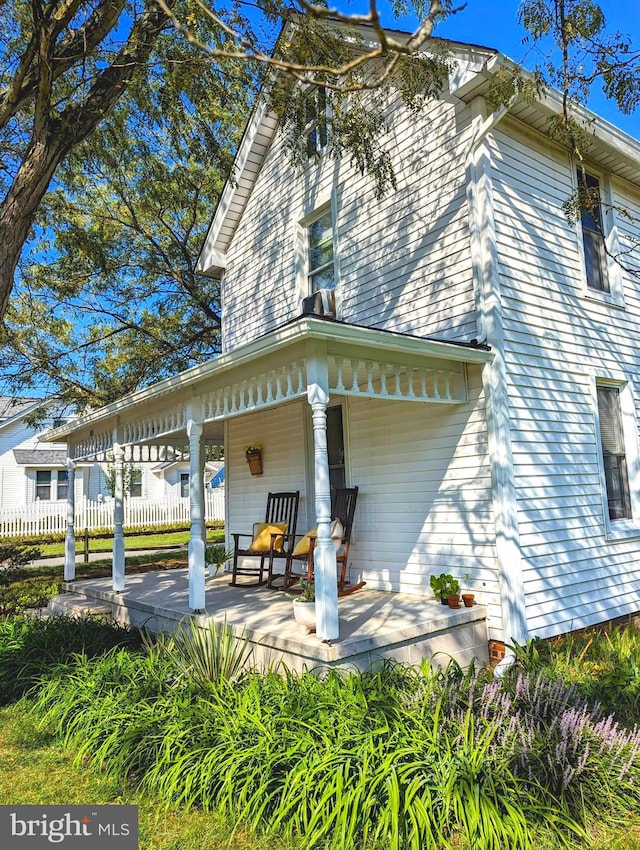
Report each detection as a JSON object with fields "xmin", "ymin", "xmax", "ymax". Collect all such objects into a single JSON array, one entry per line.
[
  {"xmin": 306, "ymin": 342, "xmax": 339, "ymax": 642},
  {"xmin": 64, "ymin": 447, "xmax": 76, "ymax": 582},
  {"xmin": 187, "ymin": 406, "xmax": 206, "ymax": 613}
]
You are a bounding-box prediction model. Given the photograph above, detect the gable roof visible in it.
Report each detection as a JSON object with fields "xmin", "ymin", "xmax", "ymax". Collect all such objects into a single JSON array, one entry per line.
[
  {"xmin": 196, "ymin": 32, "xmax": 640, "ymax": 279},
  {"xmin": 0, "ymin": 396, "xmax": 42, "ymax": 429},
  {"xmin": 13, "ymin": 449, "xmax": 67, "ymax": 467},
  {"xmin": 196, "ymin": 35, "xmax": 495, "ymax": 279}
]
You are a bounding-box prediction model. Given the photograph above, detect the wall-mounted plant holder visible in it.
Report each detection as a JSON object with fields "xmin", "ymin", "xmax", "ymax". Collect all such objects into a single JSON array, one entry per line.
[{"xmin": 245, "ymin": 447, "xmax": 263, "ymax": 475}]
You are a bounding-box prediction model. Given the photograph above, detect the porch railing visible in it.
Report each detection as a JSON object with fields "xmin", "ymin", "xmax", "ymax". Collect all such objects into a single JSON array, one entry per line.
[{"xmin": 0, "ymin": 490, "xmax": 225, "ymax": 538}]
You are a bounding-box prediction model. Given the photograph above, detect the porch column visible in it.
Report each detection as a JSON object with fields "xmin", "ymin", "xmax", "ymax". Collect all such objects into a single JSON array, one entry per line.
[
  {"xmin": 64, "ymin": 449, "xmax": 76, "ymax": 582},
  {"xmin": 307, "ymin": 346, "xmax": 339, "ymax": 641},
  {"xmin": 187, "ymin": 410, "xmax": 206, "ymax": 612},
  {"xmin": 112, "ymin": 435, "xmax": 126, "ymax": 592}
]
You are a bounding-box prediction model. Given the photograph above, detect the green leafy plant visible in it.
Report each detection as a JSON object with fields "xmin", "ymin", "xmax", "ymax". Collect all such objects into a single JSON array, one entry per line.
[
  {"xmin": 286, "ymin": 578, "xmax": 315, "ymax": 602},
  {"xmin": 204, "ymin": 544, "xmax": 234, "ymax": 576},
  {"xmin": 430, "ymin": 573, "xmax": 460, "ymax": 599},
  {"xmin": 142, "ymin": 617, "xmax": 253, "ymax": 688}
]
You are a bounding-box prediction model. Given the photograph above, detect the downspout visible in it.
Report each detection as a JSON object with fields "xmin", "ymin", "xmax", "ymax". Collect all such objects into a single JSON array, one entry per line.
[{"xmin": 465, "ymin": 92, "xmax": 528, "ymax": 677}]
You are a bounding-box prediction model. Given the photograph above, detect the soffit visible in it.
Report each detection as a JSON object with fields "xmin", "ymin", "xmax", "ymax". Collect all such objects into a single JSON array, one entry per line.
[{"xmin": 455, "ymin": 57, "xmax": 640, "ymax": 189}]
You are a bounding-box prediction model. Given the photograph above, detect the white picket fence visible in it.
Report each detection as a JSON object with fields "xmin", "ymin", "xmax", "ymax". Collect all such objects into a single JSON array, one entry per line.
[{"xmin": 0, "ymin": 490, "xmax": 225, "ymax": 538}]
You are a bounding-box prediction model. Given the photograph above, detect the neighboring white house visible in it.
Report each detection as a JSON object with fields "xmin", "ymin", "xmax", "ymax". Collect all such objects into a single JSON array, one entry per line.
[
  {"xmin": 0, "ymin": 396, "xmax": 224, "ymax": 510},
  {"xmin": 0, "ymin": 397, "xmax": 84, "ymax": 509},
  {"xmin": 45, "ymin": 33, "xmax": 640, "ymax": 649}
]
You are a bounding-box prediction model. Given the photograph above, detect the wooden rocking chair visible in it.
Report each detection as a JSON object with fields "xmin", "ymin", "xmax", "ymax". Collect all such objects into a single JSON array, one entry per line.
[
  {"xmin": 272, "ymin": 486, "xmax": 363, "ymax": 595},
  {"xmin": 229, "ymin": 491, "xmax": 300, "ymax": 587}
]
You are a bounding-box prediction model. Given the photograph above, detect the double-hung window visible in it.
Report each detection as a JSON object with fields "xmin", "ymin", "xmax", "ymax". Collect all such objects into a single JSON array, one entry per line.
[
  {"xmin": 597, "ymin": 385, "xmax": 632, "ymax": 521},
  {"xmin": 130, "ymin": 469, "xmax": 142, "ymax": 498},
  {"xmin": 180, "ymin": 473, "xmax": 190, "ymax": 499},
  {"xmin": 306, "ymin": 85, "xmax": 328, "ymax": 158},
  {"xmin": 308, "ymin": 208, "xmax": 335, "ymax": 293},
  {"xmin": 578, "ymin": 171, "xmax": 609, "ymax": 294},
  {"xmin": 56, "ymin": 470, "xmax": 69, "ymax": 501},
  {"xmin": 36, "ymin": 470, "xmax": 51, "ymax": 501}
]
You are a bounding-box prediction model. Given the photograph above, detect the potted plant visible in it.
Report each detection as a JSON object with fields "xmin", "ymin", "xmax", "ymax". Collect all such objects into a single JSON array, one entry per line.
[
  {"xmin": 205, "ymin": 543, "xmax": 234, "ymax": 578},
  {"xmin": 461, "ymin": 571, "xmax": 475, "ymax": 607},
  {"xmin": 244, "ymin": 444, "xmax": 263, "ymax": 475},
  {"xmin": 430, "ymin": 573, "xmax": 460, "ymax": 606},
  {"xmin": 287, "ymin": 579, "xmax": 316, "ymax": 634}
]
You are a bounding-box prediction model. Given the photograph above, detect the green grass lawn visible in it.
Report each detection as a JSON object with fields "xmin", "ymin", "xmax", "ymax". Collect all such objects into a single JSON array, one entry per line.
[
  {"xmin": 32, "ymin": 527, "xmax": 225, "ymax": 559},
  {"xmin": 0, "ymin": 704, "xmax": 292, "ymax": 850}
]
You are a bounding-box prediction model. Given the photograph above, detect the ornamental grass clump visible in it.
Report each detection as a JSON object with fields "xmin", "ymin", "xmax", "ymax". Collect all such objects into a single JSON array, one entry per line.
[
  {"xmin": 28, "ymin": 642, "xmax": 640, "ymax": 850},
  {"xmin": 0, "ymin": 613, "xmax": 142, "ymax": 704}
]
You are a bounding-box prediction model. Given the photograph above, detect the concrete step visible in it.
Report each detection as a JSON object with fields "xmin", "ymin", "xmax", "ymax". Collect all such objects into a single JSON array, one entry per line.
[{"xmin": 45, "ymin": 593, "xmax": 114, "ymax": 619}]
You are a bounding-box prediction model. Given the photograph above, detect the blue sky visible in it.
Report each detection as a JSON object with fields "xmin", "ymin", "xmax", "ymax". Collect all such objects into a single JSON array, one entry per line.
[{"xmin": 380, "ymin": 0, "xmax": 640, "ymax": 140}]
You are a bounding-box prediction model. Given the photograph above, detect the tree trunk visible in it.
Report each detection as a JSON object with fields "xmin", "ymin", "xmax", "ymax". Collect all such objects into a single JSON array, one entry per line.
[
  {"xmin": 0, "ymin": 134, "xmax": 65, "ymax": 318},
  {"xmin": 0, "ymin": 0, "xmax": 172, "ymax": 321}
]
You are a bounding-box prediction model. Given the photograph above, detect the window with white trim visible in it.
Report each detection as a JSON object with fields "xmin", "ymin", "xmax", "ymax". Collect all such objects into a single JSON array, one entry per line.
[
  {"xmin": 57, "ymin": 469, "xmax": 69, "ymax": 501},
  {"xmin": 180, "ymin": 473, "xmax": 189, "ymax": 499},
  {"xmin": 306, "ymin": 85, "xmax": 328, "ymax": 158},
  {"xmin": 597, "ymin": 385, "xmax": 632, "ymax": 520},
  {"xmin": 307, "ymin": 207, "xmax": 335, "ymax": 293},
  {"xmin": 578, "ymin": 171, "xmax": 609, "ymax": 294},
  {"xmin": 36, "ymin": 470, "xmax": 51, "ymax": 501},
  {"xmin": 130, "ymin": 469, "xmax": 142, "ymax": 498}
]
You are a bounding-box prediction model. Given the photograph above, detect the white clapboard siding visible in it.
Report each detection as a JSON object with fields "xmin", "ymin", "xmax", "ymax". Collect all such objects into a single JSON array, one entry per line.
[
  {"xmin": 222, "ymin": 91, "xmax": 479, "ymax": 352},
  {"xmin": 346, "ymin": 366, "xmax": 503, "ymax": 637},
  {"xmin": 492, "ymin": 118, "xmax": 640, "ymax": 639},
  {"xmin": 226, "ymin": 401, "xmax": 310, "ymax": 543}
]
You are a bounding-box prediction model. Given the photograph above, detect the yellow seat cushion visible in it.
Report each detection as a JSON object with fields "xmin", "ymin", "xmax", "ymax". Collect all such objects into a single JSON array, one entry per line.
[
  {"xmin": 248, "ymin": 522, "xmax": 288, "ymax": 553},
  {"xmin": 292, "ymin": 519, "xmax": 344, "ymax": 557}
]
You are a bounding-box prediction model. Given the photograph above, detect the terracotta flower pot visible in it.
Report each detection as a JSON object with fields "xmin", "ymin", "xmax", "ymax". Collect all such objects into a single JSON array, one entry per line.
[
  {"xmin": 447, "ymin": 594, "xmax": 461, "ymax": 609},
  {"xmin": 462, "ymin": 593, "xmax": 475, "ymax": 608}
]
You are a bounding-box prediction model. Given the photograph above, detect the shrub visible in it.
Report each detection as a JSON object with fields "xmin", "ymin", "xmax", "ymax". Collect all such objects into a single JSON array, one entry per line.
[
  {"xmin": 0, "ymin": 614, "xmax": 142, "ymax": 704},
  {"xmin": 26, "ymin": 639, "xmax": 640, "ymax": 850}
]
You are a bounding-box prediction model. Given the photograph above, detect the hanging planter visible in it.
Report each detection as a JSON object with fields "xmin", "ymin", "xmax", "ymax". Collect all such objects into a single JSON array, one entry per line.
[{"xmin": 244, "ymin": 445, "xmax": 263, "ymax": 475}]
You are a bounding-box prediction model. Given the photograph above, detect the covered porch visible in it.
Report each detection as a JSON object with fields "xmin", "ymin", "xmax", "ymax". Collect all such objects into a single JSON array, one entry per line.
[
  {"xmin": 49, "ymin": 569, "xmax": 489, "ymax": 672},
  {"xmin": 45, "ymin": 316, "xmax": 493, "ymax": 648}
]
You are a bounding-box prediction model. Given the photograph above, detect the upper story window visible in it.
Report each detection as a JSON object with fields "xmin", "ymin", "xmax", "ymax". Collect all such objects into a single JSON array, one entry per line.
[
  {"xmin": 597, "ymin": 384, "xmax": 632, "ymax": 521},
  {"xmin": 305, "ymin": 86, "xmax": 328, "ymax": 158},
  {"xmin": 308, "ymin": 208, "xmax": 335, "ymax": 293},
  {"xmin": 578, "ymin": 170, "xmax": 609, "ymax": 294}
]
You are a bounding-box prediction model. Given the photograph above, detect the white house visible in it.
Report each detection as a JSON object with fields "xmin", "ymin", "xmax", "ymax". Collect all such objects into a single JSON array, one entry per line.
[
  {"xmin": 45, "ymin": 34, "xmax": 640, "ymax": 654},
  {"xmin": 0, "ymin": 397, "xmax": 85, "ymax": 509},
  {"xmin": 0, "ymin": 396, "xmax": 221, "ymax": 509}
]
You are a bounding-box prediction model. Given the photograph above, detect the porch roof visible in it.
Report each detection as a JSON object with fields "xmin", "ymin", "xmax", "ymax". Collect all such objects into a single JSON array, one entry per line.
[{"xmin": 44, "ymin": 317, "xmax": 492, "ymax": 462}]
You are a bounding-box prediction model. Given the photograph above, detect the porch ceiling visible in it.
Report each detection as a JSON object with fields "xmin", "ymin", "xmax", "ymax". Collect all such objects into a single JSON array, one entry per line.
[{"xmin": 44, "ymin": 317, "xmax": 492, "ymax": 462}]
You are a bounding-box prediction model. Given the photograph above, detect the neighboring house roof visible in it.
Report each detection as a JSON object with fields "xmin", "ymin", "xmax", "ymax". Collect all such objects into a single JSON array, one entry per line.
[
  {"xmin": 196, "ymin": 33, "xmax": 640, "ymax": 279},
  {"xmin": 0, "ymin": 396, "xmax": 42, "ymax": 428},
  {"xmin": 13, "ymin": 449, "xmax": 67, "ymax": 467},
  {"xmin": 152, "ymin": 460, "xmax": 225, "ymax": 474}
]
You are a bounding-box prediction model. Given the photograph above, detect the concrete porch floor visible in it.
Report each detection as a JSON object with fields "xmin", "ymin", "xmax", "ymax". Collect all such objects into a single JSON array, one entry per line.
[{"xmin": 54, "ymin": 570, "xmax": 489, "ymax": 673}]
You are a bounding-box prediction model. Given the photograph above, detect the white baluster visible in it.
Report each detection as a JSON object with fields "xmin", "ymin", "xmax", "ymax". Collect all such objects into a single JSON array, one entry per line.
[
  {"xmin": 351, "ymin": 359, "xmax": 360, "ymax": 393},
  {"xmin": 407, "ymin": 368, "xmax": 416, "ymax": 399},
  {"xmin": 335, "ymin": 356, "xmax": 345, "ymax": 391},
  {"xmin": 379, "ymin": 363, "xmax": 388, "ymax": 396},
  {"xmin": 366, "ymin": 361, "xmax": 374, "ymax": 395},
  {"xmin": 394, "ymin": 365, "xmax": 402, "ymax": 397}
]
